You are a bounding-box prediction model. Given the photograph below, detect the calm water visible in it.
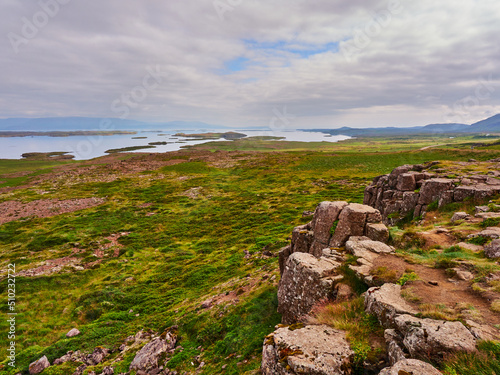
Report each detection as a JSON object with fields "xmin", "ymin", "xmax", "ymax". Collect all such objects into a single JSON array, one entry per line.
[{"xmin": 0, "ymin": 130, "xmax": 350, "ymax": 160}]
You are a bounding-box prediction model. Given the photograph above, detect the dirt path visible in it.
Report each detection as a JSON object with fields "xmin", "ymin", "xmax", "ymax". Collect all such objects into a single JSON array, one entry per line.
[
  {"xmin": 374, "ymin": 254, "xmax": 500, "ymax": 327},
  {"xmin": 419, "ymin": 144, "xmax": 448, "ymax": 151}
]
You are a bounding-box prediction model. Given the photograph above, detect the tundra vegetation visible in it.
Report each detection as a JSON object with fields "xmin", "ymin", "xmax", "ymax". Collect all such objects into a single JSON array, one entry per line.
[{"xmin": 1, "ymin": 134, "xmax": 500, "ymax": 374}]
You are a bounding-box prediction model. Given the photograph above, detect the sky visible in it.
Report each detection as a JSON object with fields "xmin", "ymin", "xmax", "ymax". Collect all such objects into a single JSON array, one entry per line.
[{"xmin": 1, "ymin": 0, "xmax": 499, "ymax": 129}]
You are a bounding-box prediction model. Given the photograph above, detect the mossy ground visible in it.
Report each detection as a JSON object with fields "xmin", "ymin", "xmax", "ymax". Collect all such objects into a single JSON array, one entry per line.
[{"xmin": 1, "ymin": 136, "xmax": 500, "ymax": 374}]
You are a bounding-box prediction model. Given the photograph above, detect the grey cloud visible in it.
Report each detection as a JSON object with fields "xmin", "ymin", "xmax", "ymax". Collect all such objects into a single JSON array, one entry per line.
[{"xmin": 1, "ymin": 0, "xmax": 499, "ymax": 127}]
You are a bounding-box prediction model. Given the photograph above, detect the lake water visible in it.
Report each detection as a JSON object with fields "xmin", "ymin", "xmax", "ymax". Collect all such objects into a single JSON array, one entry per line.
[{"xmin": 0, "ymin": 130, "xmax": 350, "ymax": 160}]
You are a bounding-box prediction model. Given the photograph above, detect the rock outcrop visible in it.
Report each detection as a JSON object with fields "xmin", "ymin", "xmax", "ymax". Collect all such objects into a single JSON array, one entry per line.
[
  {"xmin": 364, "ymin": 162, "xmax": 500, "ymax": 224},
  {"xmin": 393, "ymin": 314, "xmax": 476, "ymax": 361},
  {"xmin": 129, "ymin": 330, "xmax": 177, "ymax": 372},
  {"xmin": 279, "ymin": 201, "xmax": 388, "ymax": 275},
  {"xmin": 378, "ymin": 359, "xmax": 441, "ymax": 375},
  {"xmin": 262, "ymin": 325, "xmax": 354, "ymax": 375},
  {"xmin": 365, "ymin": 284, "xmax": 476, "ymax": 363},
  {"xmin": 278, "ymin": 252, "xmax": 342, "ymax": 324}
]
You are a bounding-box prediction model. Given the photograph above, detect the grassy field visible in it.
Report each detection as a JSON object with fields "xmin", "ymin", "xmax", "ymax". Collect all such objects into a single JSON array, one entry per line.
[{"xmin": 1, "ymin": 136, "xmax": 500, "ymax": 374}]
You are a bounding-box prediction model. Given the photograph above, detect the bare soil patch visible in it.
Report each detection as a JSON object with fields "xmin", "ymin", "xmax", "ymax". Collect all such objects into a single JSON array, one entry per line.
[
  {"xmin": 0, "ymin": 197, "xmax": 105, "ymax": 224},
  {"xmin": 372, "ymin": 254, "xmax": 500, "ymax": 328}
]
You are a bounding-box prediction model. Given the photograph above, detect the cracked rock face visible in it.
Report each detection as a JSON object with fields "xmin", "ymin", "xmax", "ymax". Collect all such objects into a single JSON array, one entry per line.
[
  {"xmin": 262, "ymin": 325, "xmax": 354, "ymax": 375},
  {"xmin": 394, "ymin": 314, "xmax": 476, "ymax": 361},
  {"xmin": 279, "ymin": 202, "xmax": 388, "ymax": 274},
  {"xmin": 278, "ymin": 252, "xmax": 342, "ymax": 324},
  {"xmin": 364, "ymin": 162, "xmax": 500, "ymax": 224}
]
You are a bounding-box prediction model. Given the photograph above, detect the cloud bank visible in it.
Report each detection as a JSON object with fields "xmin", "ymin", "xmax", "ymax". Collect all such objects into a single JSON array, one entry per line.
[{"xmin": 1, "ymin": 0, "xmax": 499, "ymax": 128}]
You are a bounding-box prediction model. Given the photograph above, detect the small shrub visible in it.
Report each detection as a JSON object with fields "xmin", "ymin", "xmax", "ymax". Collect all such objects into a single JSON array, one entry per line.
[
  {"xmin": 329, "ymin": 220, "xmax": 339, "ymax": 235},
  {"xmin": 397, "ymin": 272, "xmax": 419, "ymax": 286}
]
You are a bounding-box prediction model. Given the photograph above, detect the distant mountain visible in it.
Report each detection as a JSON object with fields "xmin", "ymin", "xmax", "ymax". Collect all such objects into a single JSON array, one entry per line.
[
  {"xmin": 303, "ymin": 114, "xmax": 500, "ymax": 136},
  {"xmin": 469, "ymin": 114, "xmax": 500, "ymax": 132},
  {"xmin": 0, "ymin": 117, "xmax": 226, "ymax": 132}
]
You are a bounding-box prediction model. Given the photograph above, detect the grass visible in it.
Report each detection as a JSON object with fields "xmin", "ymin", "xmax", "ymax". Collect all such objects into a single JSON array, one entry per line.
[
  {"xmin": 307, "ymin": 297, "xmax": 385, "ymax": 372},
  {"xmin": 442, "ymin": 341, "xmax": 500, "ymax": 375},
  {"xmin": 2, "ymin": 136, "xmax": 500, "ymax": 374}
]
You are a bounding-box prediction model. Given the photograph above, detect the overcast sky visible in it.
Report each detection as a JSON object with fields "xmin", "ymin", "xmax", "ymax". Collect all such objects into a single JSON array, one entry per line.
[{"xmin": 1, "ymin": 0, "xmax": 499, "ymax": 128}]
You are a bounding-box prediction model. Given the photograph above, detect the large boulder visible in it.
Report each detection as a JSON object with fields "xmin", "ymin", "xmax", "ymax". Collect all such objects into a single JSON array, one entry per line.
[
  {"xmin": 330, "ymin": 204, "xmax": 382, "ymax": 247},
  {"xmin": 29, "ymin": 356, "xmax": 50, "ymax": 375},
  {"xmin": 378, "ymin": 359, "xmax": 441, "ymax": 375},
  {"xmin": 129, "ymin": 330, "xmax": 177, "ymax": 372},
  {"xmin": 394, "ymin": 314, "xmax": 476, "ymax": 361},
  {"xmin": 364, "ymin": 284, "xmax": 417, "ymax": 328},
  {"xmin": 278, "ymin": 253, "xmax": 342, "ymax": 324},
  {"xmin": 484, "ymin": 239, "xmax": 500, "ymax": 259},
  {"xmin": 262, "ymin": 325, "xmax": 354, "ymax": 375}
]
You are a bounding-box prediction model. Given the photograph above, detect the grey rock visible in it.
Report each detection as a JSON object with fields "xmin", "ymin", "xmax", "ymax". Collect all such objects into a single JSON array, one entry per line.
[
  {"xmin": 101, "ymin": 367, "xmax": 114, "ymax": 375},
  {"xmin": 364, "ymin": 223, "xmax": 389, "ymax": 243},
  {"xmin": 394, "ymin": 314, "xmax": 476, "ymax": 361},
  {"xmin": 310, "ymin": 201, "xmax": 348, "ymax": 245},
  {"xmin": 278, "ymin": 252, "xmax": 342, "ymax": 324},
  {"xmin": 279, "ymin": 245, "xmax": 292, "ymax": 275},
  {"xmin": 346, "ymin": 238, "xmax": 394, "ymax": 286},
  {"xmin": 484, "ymin": 239, "xmax": 500, "ymax": 258},
  {"xmin": 378, "ymin": 359, "xmax": 441, "ymax": 375},
  {"xmin": 86, "ymin": 347, "xmax": 110, "ymax": 366},
  {"xmin": 476, "ymin": 212, "xmax": 500, "ymax": 219},
  {"xmin": 468, "ymin": 227, "xmax": 500, "ymax": 240},
  {"xmin": 364, "ymin": 284, "xmax": 417, "ymax": 328},
  {"xmin": 130, "ymin": 330, "xmax": 177, "ymax": 372},
  {"xmin": 262, "ymin": 325, "xmax": 354, "ymax": 375},
  {"xmin": 456, "ymin": 242, "xmax": 483, "ymax": 252},
  {"xmin": 396, "ymin": 173, "xmax": 416, "ymax": 191},
  {"xmin": 451, "ymin": 212, "xmax": 469, "ymax": 223},
  {"xmin": 418, "ymin": 178, "xmax": 454, "ymax": 205},
  {"xmin": 66, "ymin": 328, "xmax": 81, "ymax": 338},
  {"xmin": 29, "ymin": 356, "xmax": 50, "ymax": 375},
  {"xmin": 330, "ymin": 204, "xmax": 382, "ymax": 247},
  {"xmin": 384, "ymin": 329, "xmax": 406, "ymax": 366},
  {"xmin": 291, "ymin": 224, "xmax": 313, "ymax": 254}
]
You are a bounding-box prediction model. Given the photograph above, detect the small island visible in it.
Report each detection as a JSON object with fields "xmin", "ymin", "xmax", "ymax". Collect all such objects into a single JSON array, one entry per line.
[{"xmin": 174, "ymin": 131, "xmax": 247, "ymax": 140}]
